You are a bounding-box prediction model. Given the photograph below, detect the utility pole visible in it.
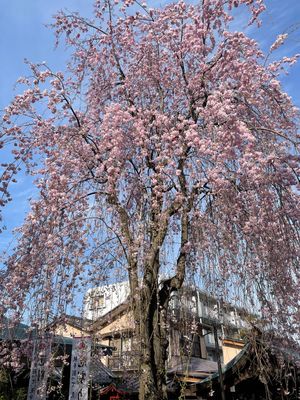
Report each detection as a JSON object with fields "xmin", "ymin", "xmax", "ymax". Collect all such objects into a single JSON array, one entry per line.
[{"xmin": 213, "ymin": 324, "xmax": 226, "ymax": 400}]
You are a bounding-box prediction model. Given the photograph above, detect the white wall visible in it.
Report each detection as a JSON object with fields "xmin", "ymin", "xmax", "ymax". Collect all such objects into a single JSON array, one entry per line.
[
  {"xmin": 84, "ymin": 281, "xmax": 248, "ymax": 332},
  {"xmin": 84, "ymin": 281, "xmax": 130, "ymax": 320}
]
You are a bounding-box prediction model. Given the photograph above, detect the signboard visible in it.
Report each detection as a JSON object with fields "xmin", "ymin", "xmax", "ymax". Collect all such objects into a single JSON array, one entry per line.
[
  {"xmin": 68, "ymin": 337, "xmax": 92, "ymax": 400},
  {"xmin": 27, "ymin": 334, "xmax": 52, "ymax": 400}
]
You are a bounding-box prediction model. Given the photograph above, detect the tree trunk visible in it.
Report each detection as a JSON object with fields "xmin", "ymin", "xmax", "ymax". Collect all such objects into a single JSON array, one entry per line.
[
  {"xmin": 128, "ymin": 204, "xmax": 189, "ymax": 400},
  {"xmin": 135, "ymin": 209, "xmax": 189, "ymax": 400},
  {"xmin": 137, "ymin": 279, "xmax": 169, "ymax": 400}
]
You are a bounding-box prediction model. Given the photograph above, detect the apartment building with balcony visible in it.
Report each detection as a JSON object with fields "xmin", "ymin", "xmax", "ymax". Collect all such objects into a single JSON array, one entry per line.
[{"xmin": 85, "ymin": 281, "xmax": 249, "ymax": 384}]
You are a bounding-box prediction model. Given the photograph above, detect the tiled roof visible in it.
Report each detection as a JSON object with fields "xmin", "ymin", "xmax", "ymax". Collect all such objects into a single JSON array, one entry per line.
[
  {"xmin": 91, "ymin": 359, "xmax": 116, "ymax": 384},
  {"xmin": 168, "ymin": 357, "xmax": 218, "ymax": 378},
  {"xmin": 0, "ymin": 319, "xmax": 29, "ymax": 340}
]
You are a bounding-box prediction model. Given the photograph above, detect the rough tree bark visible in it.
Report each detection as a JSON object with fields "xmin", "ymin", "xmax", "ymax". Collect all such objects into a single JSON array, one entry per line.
[{"xmin": 124, "ymin": 203, "xmax": 190, "ymax": 400}]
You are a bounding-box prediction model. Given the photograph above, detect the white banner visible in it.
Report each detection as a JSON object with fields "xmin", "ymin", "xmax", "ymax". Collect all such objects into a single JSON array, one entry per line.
[
  {"xmin": 27, "ymin": 334, "xmax": 52, "ymax": 400},
  {"xmin": 68, "ymin": 337, "xmax": 92, "ymax": 400}
]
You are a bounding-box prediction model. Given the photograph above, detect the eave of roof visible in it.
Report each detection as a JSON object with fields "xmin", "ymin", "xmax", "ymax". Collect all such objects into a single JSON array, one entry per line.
[{"xmin": 90, "ymin": 300, "xmax": 130, "ymax": 331}]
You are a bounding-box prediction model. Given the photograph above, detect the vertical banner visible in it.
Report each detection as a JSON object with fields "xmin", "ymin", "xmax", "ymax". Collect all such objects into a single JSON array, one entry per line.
[
  {"xmin": 68, "ymin": 337, "xmax": 92, "ymax": 400},
  {"xmin": 27, "ymin": 334, "xmax": 52, "ymax": 400}
]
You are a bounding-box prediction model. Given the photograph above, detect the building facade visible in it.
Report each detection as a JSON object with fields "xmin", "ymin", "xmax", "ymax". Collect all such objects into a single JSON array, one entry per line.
[
  {"xmin": 84, "ymin": 281, "xmax": 130, "ymax": 320},
  {"xmin": 85, "ymin": 281, "xmax": 250, "ymax": 388}
]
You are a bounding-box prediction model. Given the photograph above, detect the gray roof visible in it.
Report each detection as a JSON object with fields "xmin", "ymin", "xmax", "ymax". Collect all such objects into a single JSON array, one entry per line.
[
  {"xmin": 168, "ymin": 357, "xmax": 218, "ymax": 378},
  {"xmin": 198, "ymin": 339, "xmax": 300, "ymax": 389},
  {"xmin": 0, "ymin": 319, "xmax": 29, "ymax": 340},
  {"xmin": 91, "ymin": 358, "xmax": 115, "ymax": 384}
]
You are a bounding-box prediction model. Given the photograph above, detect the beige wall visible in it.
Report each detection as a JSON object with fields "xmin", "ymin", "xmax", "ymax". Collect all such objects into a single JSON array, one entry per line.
[
  {"xmin": 222, "ymin": 342, "xmax": 244, "ymax": 365},
  {"xmin": 93, "ymin": 311, "xmax": 135, "ymax": 369},
  {"xmin": 53, "ymin": 323, "xmax": 88, "ymax": 338},
  {"xmin": 95, "ymin": 311, "xmax": 134, "ymax": 337}
]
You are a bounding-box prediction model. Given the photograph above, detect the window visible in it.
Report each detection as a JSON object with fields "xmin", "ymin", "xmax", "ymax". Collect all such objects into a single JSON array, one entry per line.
[
  {"xmin": 179, "ymin": 334, "xmax": 202, "ymax": 357},
  {"xmin": 110, "ymin": 337, "xmax": 121, "ymax": 354},
  {"xmin": 202, "ymin": 329, "xmax": 215, "ymax": 346},
  {"xmin": 192, "ymin": 334, "xmax": 201, "ymax": 357},
  {"xmin": 89, "ymin": 294, "xmax": 105, "ymax": 310},
  {"xmin": 207, "ymin": 351, "xmax": 216, "ymax": 361},
  {"xmin": 122, "ymin": 337, "xmax": 131, "ymax": 353}
]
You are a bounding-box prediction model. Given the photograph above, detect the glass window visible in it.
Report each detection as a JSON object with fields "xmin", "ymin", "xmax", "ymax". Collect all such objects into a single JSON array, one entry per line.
[
  {"xmin": 192, "ymin": 334, "xmax": 201, "ymax": 357},
  {"xmin": 90, "ymin": 294, "xmax": 105, "ymax": 310},
  {"xmin": 122, "ymin": 337, "xmax": 131, "ymax": 352}
]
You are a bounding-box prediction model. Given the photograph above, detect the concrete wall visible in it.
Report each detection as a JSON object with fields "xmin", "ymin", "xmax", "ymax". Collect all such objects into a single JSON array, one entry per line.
[{"xmin": 84, "ymin": 281, "xmax": 130, "ymax": 320}]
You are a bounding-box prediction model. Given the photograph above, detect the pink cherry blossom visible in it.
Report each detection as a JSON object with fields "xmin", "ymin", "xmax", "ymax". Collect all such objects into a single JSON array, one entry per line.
[{"xmin": 0, "ymin": 1, "xmax": 299, "ymax": 399}]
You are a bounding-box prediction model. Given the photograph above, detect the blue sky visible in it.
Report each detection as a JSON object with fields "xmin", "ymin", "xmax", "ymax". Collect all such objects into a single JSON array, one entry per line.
[{"xmin": 0, "ymin": 0, "xmax": 300, "ymax": 254}]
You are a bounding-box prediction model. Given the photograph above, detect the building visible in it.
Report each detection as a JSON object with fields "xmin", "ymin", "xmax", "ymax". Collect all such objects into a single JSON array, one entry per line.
[
  {"xmin": 84, "ymin": 281, "xmax": 130, "ymax": 320},
  {"xmin": 86, "ymin": 281, "xmax": 249, "ymax": 361},
  {"xmin": 168, "ymin": 287, "xmax": 249, "ymax": 364},
  {"xmin": 49, "ymin": 314, "xmax": 92, "ymax": 338},
  {"xmin": 196, "ymin": 338, "xmax": 300, "ymax": 400},
  {"xmin": 86, "ymin": 281, "xmax": 251, "ymax": 398},
  {"xmin": 0, "ymin": 316, "xmax": 115, "ymax": 400}
]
